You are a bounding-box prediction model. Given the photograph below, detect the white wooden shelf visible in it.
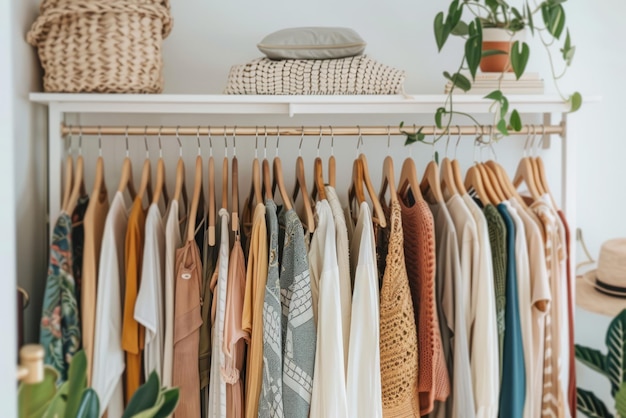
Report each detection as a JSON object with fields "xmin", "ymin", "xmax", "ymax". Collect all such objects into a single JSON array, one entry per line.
[{"xmin": 29, "ymin": 93, "xmax": 589, "ymax": 116}]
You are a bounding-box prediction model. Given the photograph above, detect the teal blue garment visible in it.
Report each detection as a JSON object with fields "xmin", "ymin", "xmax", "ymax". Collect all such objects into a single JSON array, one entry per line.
[
  {"xmin": 496, "ymin": 205, "xmax": 525, "ymax": 418},
  {"xmin": 40, "ymin": 213, "xmax": 81, "ymax": 382}
]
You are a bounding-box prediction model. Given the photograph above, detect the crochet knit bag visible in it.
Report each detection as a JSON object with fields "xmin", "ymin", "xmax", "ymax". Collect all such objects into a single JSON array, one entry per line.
[{"xmin": 27, "ymin": 0, "xmax": 173, "ymax": 93}]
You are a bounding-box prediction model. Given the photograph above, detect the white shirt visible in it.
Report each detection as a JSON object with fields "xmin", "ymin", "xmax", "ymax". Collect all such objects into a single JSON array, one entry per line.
[
  {"xmin": 162, "ymin": 200, "xmax": 181, "ymax": 387},
  {"xmin": 510, "ymin": 198, "xmax": 551, "ymax": 418},
  {"xmin": 345, "ymin": 203, "xmax": 383, "ymax": 418},
  {"xmin": 134, "ymin": 203, "xmax": 166, "ymax": 379},
  {"xmin": 309, "ymin": 200, "xmax": 348, "ymax": 418},
  {"xmin": 91, "ymin": 192, "xmax": 127, "ymax": 418},
  {"xmin": 207, "ymin": 209, "xmax": 230, "ymax": 418},
  {"xmin": 462, "ymin": 194, "xmax": 499, "ymax": 418},
  {"xmin": 503, "ymin": 201, "xmax": 533, "ymax": 418}
]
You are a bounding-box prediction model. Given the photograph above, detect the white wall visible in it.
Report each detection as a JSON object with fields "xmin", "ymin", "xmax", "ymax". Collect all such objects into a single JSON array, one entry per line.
[
  {"xmin": 1, "ymin": 0, "xmax": 18, "ymax": 414},
  {"xmin": 11, "ymin": 0, "xmax": 623, "ymax": 414}
]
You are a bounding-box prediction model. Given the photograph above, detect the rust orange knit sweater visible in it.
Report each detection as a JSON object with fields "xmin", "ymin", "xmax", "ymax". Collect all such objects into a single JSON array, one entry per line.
[{"xmin": 399, "ymin": 196, "xmax": 450, "ymax": 415}]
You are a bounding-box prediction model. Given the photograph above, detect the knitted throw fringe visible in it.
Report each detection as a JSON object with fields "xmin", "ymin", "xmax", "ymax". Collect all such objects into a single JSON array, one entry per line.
[
  {"xmin": 27, "ymin": 0, "xmax": 173, "ymax": 93},
  {"xmin": 224, "ymin": 55, "xmax": 406, "ymax": 95}
]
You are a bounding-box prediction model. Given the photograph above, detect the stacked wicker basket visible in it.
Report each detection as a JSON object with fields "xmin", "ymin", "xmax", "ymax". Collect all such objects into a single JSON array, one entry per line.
[{"xmin": 27, "ymin": 0, "xmax": 173, "ymax": 93}]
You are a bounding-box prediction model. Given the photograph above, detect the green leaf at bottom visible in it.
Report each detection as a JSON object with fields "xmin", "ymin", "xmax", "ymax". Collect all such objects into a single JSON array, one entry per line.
[
  {"xmin": 510, "ymin": 110, "xmax": 522, "ymax": 131},
  {"xmin": 615, "ymin": 382, "xmax": 626, "ymax": 417},
  {"xmin": 576, "ymin": 388, "xmax": 614, "ymax": 418},
  {"xmin": 570, "ymin": 92, "xmax": 583, "ymax": 113}
]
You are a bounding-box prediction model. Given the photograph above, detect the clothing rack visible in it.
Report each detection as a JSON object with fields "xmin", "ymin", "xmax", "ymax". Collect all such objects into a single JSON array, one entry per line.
[{"xmin": 60, "ymin": 124, "xmax": 565, "ymax": 138}]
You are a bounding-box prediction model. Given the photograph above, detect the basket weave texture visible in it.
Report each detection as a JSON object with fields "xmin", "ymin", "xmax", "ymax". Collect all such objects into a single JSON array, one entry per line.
[
  {"xmin": 27, "ymin": 0, "xmax": 173, "ymax": 93},
  {"xmin": 224, "ymin": 56, "xmax": 406, "ymax": 95}
]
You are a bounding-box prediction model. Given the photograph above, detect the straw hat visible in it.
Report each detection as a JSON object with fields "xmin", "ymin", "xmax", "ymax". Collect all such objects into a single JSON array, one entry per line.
[{"xmin": 577, "ymin": 238, "xmax": 626, "ymax": 317}]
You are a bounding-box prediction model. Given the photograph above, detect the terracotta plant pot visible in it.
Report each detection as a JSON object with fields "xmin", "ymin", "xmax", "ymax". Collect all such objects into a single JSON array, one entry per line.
[{"xmin": 480, "ymin": 28, "xmax": 526, "ymax": 73}]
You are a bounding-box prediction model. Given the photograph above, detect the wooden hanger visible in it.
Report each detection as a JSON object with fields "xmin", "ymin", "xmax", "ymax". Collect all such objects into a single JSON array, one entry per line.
[
  {"xmin": 292, "ymin": 155, "xmax": 315, "ymax": 232},
  {"xmin": 221, "ymin": 156, "xmax": 228, "ymax": 211},
  {"xmin": 207, "ymin": 153, "xmax": 216, "ymax": 246},
  {"xmin": 358, "ymin": 152, "xmax": 387, "ymax": 228},
  {"xmin": 398, "ymin": 157, "xmax": 424, "ymax": 203},
  {"xmin": 172, "ymin": 134, "xmax": 189, "ymax": 210},
  {"xmin": 513, "ymin": 126, "xmax": 542, "ymax": 201},
  {"xmin": 231, "ymin": 148, "xmax": 240, "ymax": 232},
  {"xmin": 440, "ymin": 157, "xmax": 459, "ymax": 198},
  {"xmin": 61, "ymin": 155, "xmax": 73, "ymax": 211},
  {"xmin": 151, "ymin": 131, "xmax": 169, "ymax": 208},
  {"xmin": 186, "ymin": 156, "xmax": 203, "ymax": 242},
  {"xmin": 348, "ymin": 157, "xmax": 366, "ymax": 221},
  {"xmin": 261, "ymin": 128, "xmax": 273, "ymax": 201},
  {"xmin": 117, "ymin": 156, "xmax": 137, "ymax": 200},
  {"xmin": 64, "ymin": 154, "xmax": 85, "ymax": 214},
  {"xmin": 420, "ymin": 160, "xmax": 445, "ymax": 204},
  {"xmin": 271, "ymin": 132, "xmax": 293, "ymax": 211},
  {"xmin": 451, "ymin": 159, "xmax": 467, "ymax": 195},
  {"xmin": 477, "ymin": 163, "xmax": 504, "ymax": 204},
  {"xmin": 328, "ymin": 126, "xmax": 336, "ymax": 187},
  {"xmin": 311, "ymin": 157, "xmax": 327, "ymax": 201},
  {"xmin": 136, "ymin": 131, "xmax": 153, "ymax": 204},
  {"xmin": 311, "ymin": 128, "xmax": 327, "ymax": 201},
  {"xmin": 245, "ymin": 129, "xmax": 263, "ymax": 215},
  {"xmin": 90, "ymin": 156, "xmax": 107, "ymax": 204},
  {"xmin": 533, "ymin": 156, "xmax": 558, "ymax": 207},
  {"xmin": 379, "ymin": 155, "xmax": 399, "ymax": 206},
  {"xmin": 464, "ymin": 165, "xmax": 493, "ymax": 205}
]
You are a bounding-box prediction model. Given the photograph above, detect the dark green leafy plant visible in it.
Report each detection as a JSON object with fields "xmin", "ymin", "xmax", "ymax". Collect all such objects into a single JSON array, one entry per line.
[
  {"xmin": 405, "ymin": 0, "xmax": 581, "ymax": 146},
  {"xmin": 18, "ymin": 349, "xmax": 179, "ymax": 418},
  {"xmin": 575, "ymin": 309, "xmax": 626, "ymax": 418}
]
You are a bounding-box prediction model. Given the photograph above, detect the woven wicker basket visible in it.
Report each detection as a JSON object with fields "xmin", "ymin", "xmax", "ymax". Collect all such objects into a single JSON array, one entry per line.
[{"xmin": 27, "ymin": 0, "xmax": 173, "ymax": 93}]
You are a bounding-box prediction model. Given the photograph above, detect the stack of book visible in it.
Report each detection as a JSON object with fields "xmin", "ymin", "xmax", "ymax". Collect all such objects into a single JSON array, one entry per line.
[{"xmin": 444, "ymin": 72, "xmax": 544, "ymax": 94}]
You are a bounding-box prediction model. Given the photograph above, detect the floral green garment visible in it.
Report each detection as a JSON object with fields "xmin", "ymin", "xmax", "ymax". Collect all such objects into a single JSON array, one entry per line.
[{"xmin": 40, "ymin": 212, "xmax": 81, "ymax": 381}]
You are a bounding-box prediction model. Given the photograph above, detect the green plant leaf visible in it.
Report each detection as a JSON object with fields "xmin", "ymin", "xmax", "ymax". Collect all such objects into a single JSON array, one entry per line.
[
  {"xmin": 434, "ymin": 12, "xmax": 448, "ymax": 51},
  {"xmin": 435, "ymin": 107, "xmax": 446, "ymax": 129},
  {"xmin": 122, "ymin": 371, "xmax": 160, "ymax": 418},
  {"xmin": 434, "ymin": 151, "xmax": 439, "ymax": 165},
  {"xmin": 576, "ymin": 387, "xmax": 614, "ymax": 418},
  {"xmin": 526, "ymin": 2, "xmax": 535, "ymax": 35},
  {"xmin": 616, "ymin": 382, "xmax": 626, "ymax": 417},
  {"xmin": 500, "ymin": 95, "xmax": 509, "ymax": 115},
  {"xmin": 560, "ymin": 30, "xmax": 575, "ymax": 66},
  {"xmin": 497, "ymin": 118, "xmax": 509, "ymax": 136},
  {"xmin": 510, "ymin": 41, "xmax": 530, "ymax": 80},
  {"xmin": 66, "ymin": 350, "xmax": 87, "ymax": 418},
  {"xmin": 152, "ymin": 389, "xmax": 180, "ymax": 418},
  {"xmin": 451, "ymin": 21, "xmax": 469, "ymax": 36},
  {"xmin": 443, "ymin": 71, "xmax": 471, "ymax": 92},
  {"xmin": 465, "ymin": 19, "xmax": 482, "ymax": 79},
  {"xmin": 510, "ymin": 110, "xmax": 522, "ymax": 131},
  {"xmin": 75, "ymin": 389, "xmax": 100, "ymax": 418},
  {"xmin": 482, "ymin": 49, "xmax": 508, "ymax": 58},
  {"xmin": 575, "ymin": 344, "xmax": 608, "ymax": 376},
  {"xmin": 569, "ymin": 92, "xmax": 583, "ymax": 113},
  {"xmin": 446, "ymin": 0, "xmax": 462, "ymax": 33},
  {"xmin": 606, "ymin": 309, "xmax": 626, "ymax": 396},
  {"xmin": 542, "ymin": 3, "xmax": 566, "ymax": 39},
  {"xmin": 18, "ymin": 367, "xmax": 59, "ymax": 418},
  {"xmin": 511, "ymin": 7, "xmax": 523, "ymax": 20},
  {"xmin": 484, "ymin": 90, "xmax": 504, "ymax": 101},
  {"xmin": 404, "ymin": 126, "xmax": 425, "ymax": 146}
]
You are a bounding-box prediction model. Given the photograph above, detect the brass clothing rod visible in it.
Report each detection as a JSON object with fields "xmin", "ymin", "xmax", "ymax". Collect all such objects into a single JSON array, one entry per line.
[{"xmin": 60, "ymin": 124, "xmax": 564, "ymax": 137}]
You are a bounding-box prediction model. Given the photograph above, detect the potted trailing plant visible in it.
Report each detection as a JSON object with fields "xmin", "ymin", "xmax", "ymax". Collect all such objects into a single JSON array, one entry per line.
[
  {"xmin": 18, "ymin": 350, "xmax": 179, "ymax": 418},
  {"xmin": 405, "ymin": 0, "xmax": 582, "ymax": 145},
  {"xmin": 576, "ymin": 309, "xmax": 626, "ymax": 417}
]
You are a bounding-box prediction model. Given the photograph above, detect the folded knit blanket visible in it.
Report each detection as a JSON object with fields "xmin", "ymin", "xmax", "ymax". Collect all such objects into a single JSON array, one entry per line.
[{"xmin": 224, "ymin": 55, "xmax": 405, "ymax": 95}]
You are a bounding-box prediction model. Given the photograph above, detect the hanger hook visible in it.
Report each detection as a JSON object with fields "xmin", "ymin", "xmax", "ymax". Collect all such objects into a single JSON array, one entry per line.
[
  {"xmin": 176, "ymin": 127, "xmax": 183, "ymax": 157},
  {"xmin": 232, "ymin": 126, "xmax": 237, "ymax": 157},
  {"xmin": 387, "ymin": 125, "xmax": 391, "ymax": 153},
  {"xmin": 329, "ymin": 125, "xmax": 334, "ymax": 156},
  {"xmin": 207, "ymin": 126, "xmax": 213, "ymax": 157},
  {"xmin": 445, "ymin": 126, "xmax": 452, "ymax": 157},
  {"xmin": 317, "ymin": 126, "xmax": 323, "ymax": 157},
  {"xmin": 299, "ymin": 126, "xmax": 304, "ymax": 157},
  {"xmin": 275, "ymin": 126, "xmax": 280, "ymax": 158},
  {"xmin": 254, "ymin": 126, "xmax": 259, "ymax": 158},
  {"xmin": 536, "ymin": 124, "xmax": 547, "ymax": 153},
  {"xmin": 356, "ymin": 125, "xmax": 362, "ymax": 158},
  {"xmin": 97, "ymin": 125, "xmax": 102, "ymax": 157},
  {"xmin": 454, "ymin": 125, "xmax": 462, "ymax": 159},
  {"xmin": 143, "ymin": 126, "xmax": 149, "ymax": 158}
]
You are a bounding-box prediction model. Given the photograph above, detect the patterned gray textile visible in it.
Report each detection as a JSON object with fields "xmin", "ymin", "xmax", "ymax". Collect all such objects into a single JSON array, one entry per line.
[
  {"xmin": 260, "ymin": 200, "xmax": 283, "ymax": 418},
  {"xmin": 278, "ymin": 208, "xmax": 316, "ymax": 418},
  {"xmin": 259, "ymin": 202, "xmax": 317, "ymax": 418}
]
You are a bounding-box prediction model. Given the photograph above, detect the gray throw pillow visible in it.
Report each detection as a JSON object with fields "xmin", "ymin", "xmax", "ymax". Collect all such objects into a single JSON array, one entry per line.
[{"xmin": 257, "ymin": 27, "xmax": 366, "ymax": 60}]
